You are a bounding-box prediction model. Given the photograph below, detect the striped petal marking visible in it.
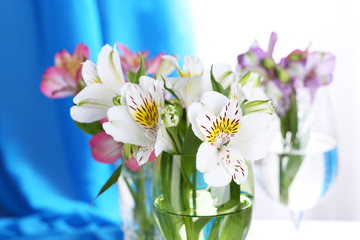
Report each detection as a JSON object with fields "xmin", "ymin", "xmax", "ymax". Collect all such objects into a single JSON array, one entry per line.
[
  {"xmin": 126, "ymin": 84, "xmax": 159, "ymax": 141},
  {"xmin": 199, "ymin": 99, "xmax": 241, "ymax": 149}
]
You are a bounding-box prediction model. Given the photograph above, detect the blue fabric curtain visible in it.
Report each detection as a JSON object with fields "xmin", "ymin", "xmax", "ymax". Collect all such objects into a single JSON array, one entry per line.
[{"xmin": 0, "ymin": 0, "xmax": 194, "ymax": 239}]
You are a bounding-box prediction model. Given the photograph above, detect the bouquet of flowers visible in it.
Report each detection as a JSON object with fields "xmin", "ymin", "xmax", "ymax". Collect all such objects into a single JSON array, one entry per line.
[
  {"xmin": 41, "ymin": 42, "xmax": 168, "ymax": 239},
  {"xmin": 42, "ymin": 42, "xmax": 276, "ymax": 239},
  {"xmin": 237, "ymin": 32, "xmax": 336, "ymax": 204}
]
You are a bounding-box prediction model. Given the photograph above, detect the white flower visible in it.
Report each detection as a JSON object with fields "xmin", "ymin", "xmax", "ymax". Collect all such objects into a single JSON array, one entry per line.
[
  {"xmin": 162, "ymin": 55, "xmax": 210, "ymax": 107},
  {"xmin": 103, "ymin": 76, "xmax": 175, "ymax": 165},
  {"xmin": 208, "ymin": 63, "xmax": 241, "ymax": 89},
  {"xmin": 188, "ymin": 91, "xmax": 275, "ymax": 187},
  {"xmin": 70, "ymin": 44, "xmax": 125, "ymax": 123}
]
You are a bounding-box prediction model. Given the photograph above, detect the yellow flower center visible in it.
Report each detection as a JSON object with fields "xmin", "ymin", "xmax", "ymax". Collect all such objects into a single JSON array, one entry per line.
[
  {"xmin": 205, "ymin": 116, "xmax": 240, "ymax": 147},
  {"xmin": 130, "ymin": 97, "xmax": 159, "ymax": 129}
]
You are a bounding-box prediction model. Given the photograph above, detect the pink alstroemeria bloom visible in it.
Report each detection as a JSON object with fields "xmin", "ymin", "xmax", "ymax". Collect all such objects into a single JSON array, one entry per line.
[
  {"xmin": 90, "ymin": 130, "xmax": 156, "ymax": 172},
  {"xmin": 89, "ymin": 131, "xmax": 123, "ymax": 164},
  {"xmin": 41, "ymin": 43, "xmax": 90, "ymax": 98},
  {"xmin": 125, "ymin": 151, "xmax": 156, "ymax": 172},
  {"xmin": 117, "ymin": 43, "xmax": 164, "ymax": 77}
]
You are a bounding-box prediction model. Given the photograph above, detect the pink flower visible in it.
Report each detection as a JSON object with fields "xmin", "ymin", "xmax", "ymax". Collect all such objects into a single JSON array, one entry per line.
[
  {"xmin": 89, "ymin": 131, "xmax": 123, "ymax": 164},
  {"xmin": 41, "ymin": 43, "xmax": 90, "ymax": 98},
  {"xmin": 125, "ymin": 151, "xmax": 156, "ymax": 172},
  {"xmin": 89, "ymin": 129, "xmax": 156, "ymax": 171},
  {"xmin": 117, "ymin": 43, "xmax": 163, "ymax": 77}
]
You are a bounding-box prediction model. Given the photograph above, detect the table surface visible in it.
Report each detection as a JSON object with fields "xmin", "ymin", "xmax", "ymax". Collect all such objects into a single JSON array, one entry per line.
[{"xmin": 246, "ymin": 220, "xmax": 360, "ymax": 240}]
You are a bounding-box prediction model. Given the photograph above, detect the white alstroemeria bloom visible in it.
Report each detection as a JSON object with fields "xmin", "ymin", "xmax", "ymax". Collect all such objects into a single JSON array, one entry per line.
[
  {"xmin": 188, "ymin": 91, "xmax": 275, "ymax": 187},
  {"xmin": 231, "ymin": 74, "xmax": 274, "ymax": 116},
  {"xmin": 70, "ymin": 44, "xmax": 125, "ymax": 123},
  {"xmin": 103, "ymin": 76, "xmax": 175, "ymax": 165},
  {"xmin": 162, "ymin": 55, "xmax": 209, "ymax": 107},
  {"xmin": 207, "ymin": 63, "xmax": 241, "ymax": 89}
]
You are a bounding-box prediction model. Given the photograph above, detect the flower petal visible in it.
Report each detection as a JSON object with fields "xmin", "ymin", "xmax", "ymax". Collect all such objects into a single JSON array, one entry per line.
[
  {"xmin": 117, "ymin": 43, "xmax": 133, "ymax": 58},
  {"xmin": 230, "ymin": 113, "xmax": 275, "ymax": 160},
  {"xmin": 166, "ymin": 76, "xmax": 204, "ymax": 108},
  {"xmin": 204, "ymin": 164, "xmax": 232, "ymax": 187},
  {"xmin": 125, "ymin": 83, "xmax": 160, "ymax": 131},
  {"xmin": 165, "ymin": 77, "xmax": 190, "ymax": 91},
  {"xmin": 103, "ymin": 106, "xmax": 149, "ymax": 147},
  {"xmin": 177, "ymin": 76, "xmax": 204, "ymax": 107},
  {"xmin": 156, "ymin": 56, "xmax": 176, "ymax": 77},
  {"xmin": 139, "ymin": 76, "xmax": 164, "ymax": 107},
  {"xmin": 183, "ymin": 56, "xmax": 204, "ymax": 76},
  {"xmin": 211, "ymin": 63, "xmax": 237, "ymax": 89},
  {"xmin": 125, "ymin": 155, "xmax": 141, "ymax": 172},
  {"xmin": 197, "ymin": 144, "xmax": 239, "ymax": 187},
  {"xmin": 82, "ymin": 60, "xmax": 101, "ymax": 85},
  {"xmin": 137, "ymin": 146, "xmax": 154, "ymax": 165},
  {"xmin": 154, "ymin": 125, "xmax": 175, "ymax": 156},
  {"xmin": 219, "ymin": 147, "xmax": 248, "ymax": 185},
  {"xmin": 196, "ymin": 142, "xmax": 218, "ymax": 173},
  {"xmin": 162, "ymin": 55, "xmax": 181, "ymax": 73},
  {"xmin": 195, "ymin": 112, "xmax": 217, "ymax": 140},
  {"xmin": 201, "ymin": 91, "xmax": 229, "ymax": 116},
  {"xmin": 54, "ymin": 50, "xmax": 71, "ymax": 69},
  {"xmin": 73, "ymin": 42, "xmax": 90, "ymax": 60},
  {"xmin": 97, "ymin": 44, "xmax": 125, "ymax": 94},
  {"xmin": 188, "ymin": 102, "xmax": 206, "ymax": 141},
  {"xmin": 89, "ymin": 131, "xmax": 123, "ymax": 164},
  {"xmin": 267, "ymin": 32, "xmax": 278, "ymax": 57},
  {"xmin": 146, "ymin": 53, "xmax": 164, "ymax": 74},
  {"xmin": 219, "ymin": 99, "xmax": 242, "ymax": 122},
  {"xmin": 70, "ymin": 83, "xmax": 116, "ymax": 123},
  {"xmin": 40, "ymin": 66, "xmax": 77, "ymax": 98}
]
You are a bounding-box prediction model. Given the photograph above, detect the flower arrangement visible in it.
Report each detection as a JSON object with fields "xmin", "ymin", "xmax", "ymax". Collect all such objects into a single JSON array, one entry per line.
[
  {"xmin": 41, "ymin": 43, "xmax": 165, "ymax": 167},
  {"xmin": 41, "ymin": 43, "xmax": 168, "ymax": 239},
  {"xmin": 41, "ymin": 42, "xmax": 276, "ymax": 239},
  {"xmin": 237, "ymin": 32, "xmax": 336, "ymax": 204},
  {"xmin": 72, "ymin": 46, "xmax": 275, "ymax": 187}
]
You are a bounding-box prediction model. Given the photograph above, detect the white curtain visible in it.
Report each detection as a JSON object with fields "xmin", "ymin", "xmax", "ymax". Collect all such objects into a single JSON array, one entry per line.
[{"xmin": 191, "ymin": 0, "xmax": 360, "ymax": 221}]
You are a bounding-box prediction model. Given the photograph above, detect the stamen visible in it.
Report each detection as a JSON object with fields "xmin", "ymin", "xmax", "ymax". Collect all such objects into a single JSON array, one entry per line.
[{"xmin": 130, "ymin": 97, "xmax": 159, "ymax": 129}]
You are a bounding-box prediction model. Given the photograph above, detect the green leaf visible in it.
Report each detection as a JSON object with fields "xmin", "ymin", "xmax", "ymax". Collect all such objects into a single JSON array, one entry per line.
[
  {"xmin": 127, "ymin": 71, "xmax": 136, "ymax": 83},
  {"xmin": 280, "ymin": 91, "xmax": 298, "ymax": 142},
  {"xmin": 180, "ymin": 126, "xmax": 202, "ymax": 182},
  {"xmin": 91, "ymin": 163, "xmax": 124, "ymax": 205},
  {"xmin": 238, "ymin": 71, "xmax": 251, "ymax": 85},
  {"xmin": 74, "ymin": 121, "xmax": 103, "ymax": 135},
  {"xmin": 229, "ymin": 179, "xmax": 240, "ymax": 201},
  {"xmin": 162, "ymin": 76, "xmax": 181, "ymax": 103},
  {"xmin": 134, "ymin": 52, "xmax": 146, "ymax": 84},
  {"xmin": 181, "ymin": 125, "xmax": 202, "ymax": 156},
  {"xmin": 210, "ymin": 65, "xmax": 228, "ymax": 96}
]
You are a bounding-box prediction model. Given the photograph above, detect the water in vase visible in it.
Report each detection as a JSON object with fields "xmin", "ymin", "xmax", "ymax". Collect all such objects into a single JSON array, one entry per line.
[
  {"xmin": 254, "ymin": 132, "xmax": 338, "ymax": 211},
  {"xmin": 153, "ymin": 190, "xmax": 253, "ymax": 240}
]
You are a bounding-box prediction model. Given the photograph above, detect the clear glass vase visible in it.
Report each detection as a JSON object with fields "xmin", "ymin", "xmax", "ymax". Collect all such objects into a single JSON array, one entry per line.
[
  {"xmin": 118, "ymin": 161, "xmax": 163, "ymax": 240},
  {"xmin": 254, "ymin": 87, "xmax": 338, "ymax": 232},
  {"xmin": 152, "ymin": 153, "xmax": 254, "ymax": 240}
]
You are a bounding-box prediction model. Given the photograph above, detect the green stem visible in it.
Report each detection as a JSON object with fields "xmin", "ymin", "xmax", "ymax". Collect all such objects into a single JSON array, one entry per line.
[
  {"xmin": 129, "ymin": 167, "xmax": 156, "ymax": 240},
  {"xmin": 192, "ymin": 168, "xmax": 197, "ymax": 214},
  {"xmin": 123, "ymin": 177, "xmax": 136, "ymax": 200},
  {"xmin": 207, "ymin": 217, "xmax": 221, "ymax": 240}
]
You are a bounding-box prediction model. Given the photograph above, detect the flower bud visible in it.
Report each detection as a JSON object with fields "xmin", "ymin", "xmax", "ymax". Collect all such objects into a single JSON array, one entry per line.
[
  {"xmin": 161, "ymin": 104, "xmax": 180, "ymax": 127},
  {"xmin": 277, "ymin": 68, "xmax": 291, "ymax": 83},
  {"xmin": 239, "ymin": 71, "xmax": 262, "ymax": 87},
  {"xmin": 112, "ymin": 95, "xmax": 121, "ymax": 105},
  {"xmin": 261, "ymin": 57, "xmax": 275, "ymax": 69},
  {"xmin": 244, "ymin": 100, "xmax": 274, "ymax": 115}
]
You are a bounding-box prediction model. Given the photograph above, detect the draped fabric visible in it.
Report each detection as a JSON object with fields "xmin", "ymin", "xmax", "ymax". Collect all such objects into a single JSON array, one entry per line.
[{"xmin": 0, "ymin": 0, "xmax": 194, "ymax": 238}]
